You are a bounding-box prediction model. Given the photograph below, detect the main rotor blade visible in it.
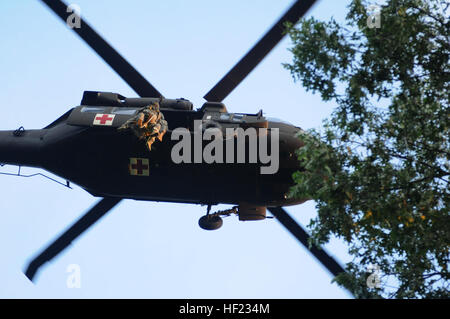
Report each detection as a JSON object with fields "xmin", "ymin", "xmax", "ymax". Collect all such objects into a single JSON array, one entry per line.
[
  {"xmin": 39, "ymin": 0, "xmax": 163, "ymax": 98},
  {"xmin": 25, "ymin": 197, "xmax": 122, "ymax": 282},
  {"xmin": 203, "ymin": 0, "xmax": 317, "ymax": 102},
  {"xmin": 268, "ymin": 207, "xmax": 345, "ymax": 278}
]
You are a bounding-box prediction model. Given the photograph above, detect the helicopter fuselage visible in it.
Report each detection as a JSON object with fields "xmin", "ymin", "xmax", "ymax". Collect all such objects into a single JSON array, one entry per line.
[{"xmin": 0, "ymin": 91, "xmax": 305, "ymax": 208}]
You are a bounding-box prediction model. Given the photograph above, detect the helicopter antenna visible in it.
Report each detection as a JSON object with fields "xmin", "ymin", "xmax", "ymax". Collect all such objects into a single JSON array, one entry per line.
[{"xmin": 0, "ymin": 165, "xmax": 71, "ymax": 189}]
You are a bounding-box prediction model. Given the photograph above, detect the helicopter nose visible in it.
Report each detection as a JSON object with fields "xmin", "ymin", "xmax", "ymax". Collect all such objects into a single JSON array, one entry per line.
[
  {"xmin": 276, "ymin": 123, "xmax": 303, "ymax": 165},
  {"xmin": 266, "ymin": 119, "xmax": 304, "ymax": 167},
  {"xmin": 259, "ymin": 121, "xmax": 308, "ymax": 207},
  {"xmin": 281, "ymin": 124, "xmax": 310, "ymax": 206}
]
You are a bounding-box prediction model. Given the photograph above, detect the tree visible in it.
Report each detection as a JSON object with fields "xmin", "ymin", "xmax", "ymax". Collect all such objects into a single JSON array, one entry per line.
[{"xmin": 284, "ymin": 0, "xmax": 449, "ymax": 298}]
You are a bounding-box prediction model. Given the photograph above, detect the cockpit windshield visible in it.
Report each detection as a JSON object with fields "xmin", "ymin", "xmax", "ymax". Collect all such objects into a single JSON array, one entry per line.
[
  {"xmin": 266, "ymin": 117, "xmax": 293, "ymax": 125},
  {"xmin": 80, "ymin": 106, "xmax": 139, "ymax": 116}
]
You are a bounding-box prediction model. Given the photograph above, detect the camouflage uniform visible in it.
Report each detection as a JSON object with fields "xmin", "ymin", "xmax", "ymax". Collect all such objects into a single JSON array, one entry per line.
[{"xmin": 118, "ymin": 102, "xmax": 168, "ymax": 151}]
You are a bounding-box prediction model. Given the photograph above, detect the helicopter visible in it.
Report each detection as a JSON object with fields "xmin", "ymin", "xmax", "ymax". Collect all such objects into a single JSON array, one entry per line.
[{"xmin": 0, "ymin": 0, "xmax": 347, "ymax": 286}]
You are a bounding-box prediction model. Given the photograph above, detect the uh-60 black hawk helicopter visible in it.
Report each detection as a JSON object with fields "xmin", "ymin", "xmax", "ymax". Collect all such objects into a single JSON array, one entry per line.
[{"xmin": 0, "ymin": 0, "xmax": 347, "ymax": 286}]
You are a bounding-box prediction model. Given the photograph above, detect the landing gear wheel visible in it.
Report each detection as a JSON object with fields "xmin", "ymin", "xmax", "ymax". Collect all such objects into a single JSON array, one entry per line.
[{"xmin": 198, "ymin": 215, "xmax": 223, "ymax": 231}]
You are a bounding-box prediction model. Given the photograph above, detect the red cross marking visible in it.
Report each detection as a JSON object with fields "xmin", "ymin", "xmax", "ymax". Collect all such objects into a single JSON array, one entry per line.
[
  {"xmin": 95, "ymin": 114, "xmax": 114, "ymax": 124},
  {"xmin": 131, "ymin": 159, "xmax": 149, "ymax": 175}
]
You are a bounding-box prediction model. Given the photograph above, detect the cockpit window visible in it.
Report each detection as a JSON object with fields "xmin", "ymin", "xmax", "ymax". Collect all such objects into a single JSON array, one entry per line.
[
  {"xmin": 112, "ymin": 108, "xmax": 139, "ymax": 115},
  {"xmin": 232, "ymin": 114, "xmax": 244, "ymax": 122},
  {"xmin": 219, "ymin": 114, "xmax": 231, "ymax": 121},
  {"xmin": 81, "ymin": 106, "xmax": 139, "ymax": 116},
  {"xmin": 266, "ymin": 117, "xmax": 293, "ymax": 125},
  {"xmin": 81, "ymin": 106, "xmax": 106, "ymax": 113}
]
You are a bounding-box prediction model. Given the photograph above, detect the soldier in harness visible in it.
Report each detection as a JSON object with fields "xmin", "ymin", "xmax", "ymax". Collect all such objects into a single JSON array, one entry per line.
[{"xmin": 118, "ymin": 101, "xmax": 168, "ymax": 151}]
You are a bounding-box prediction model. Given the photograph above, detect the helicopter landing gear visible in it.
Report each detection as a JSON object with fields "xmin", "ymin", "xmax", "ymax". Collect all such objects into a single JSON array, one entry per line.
[
  {"xmin": 198, "ymin": 214, "xmax": 223, "ymax": 231},
  {"xmin": 198, "ymin": 205, "xmax": 222, "ymax": 230},
  {"xmin": 198, "ymin": 205, "xmax": 238, "ymax": 231}
]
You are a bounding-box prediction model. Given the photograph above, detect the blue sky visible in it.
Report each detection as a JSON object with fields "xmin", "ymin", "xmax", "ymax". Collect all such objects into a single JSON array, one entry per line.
[{"xmin": 0, "ymin": 0, "xmax": 354, "ymax": 298}]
